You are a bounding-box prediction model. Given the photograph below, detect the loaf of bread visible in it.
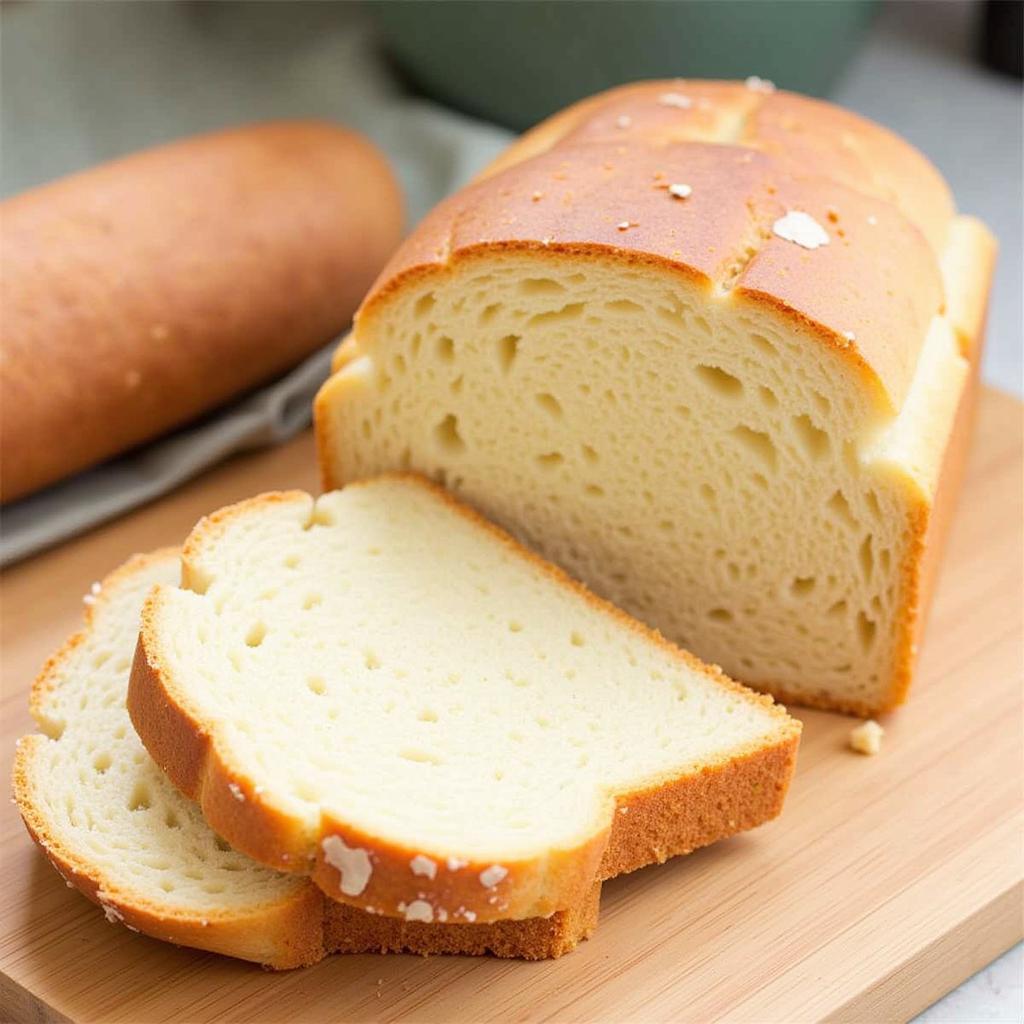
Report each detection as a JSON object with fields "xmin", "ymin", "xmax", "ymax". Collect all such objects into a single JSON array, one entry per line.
[
  {"xmin": 13, "ymin": 549, "xmax": 598, "ymax": 967},
  {"xmin": 315, "ymin": 79, "xmax": 996, "ymax": 716},
  {"xmin": 128, "ymin": 476, "xmax": 799, "ymax": 922},
  {"xmin": 1, "ymin": 121, "xmax": 403, "ymax": 503}
]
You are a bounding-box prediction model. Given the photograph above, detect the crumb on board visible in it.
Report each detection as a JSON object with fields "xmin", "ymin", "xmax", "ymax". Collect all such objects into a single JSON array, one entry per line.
[{"xmin": 849, "ymin": 719, "xmax": 884, "ymax": 755}]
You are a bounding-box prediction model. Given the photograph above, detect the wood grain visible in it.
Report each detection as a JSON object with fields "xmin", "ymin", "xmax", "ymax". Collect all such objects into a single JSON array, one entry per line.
[{"xmin": 2, "ymin": 389, "xmax": 1021, "ymax": 1024}]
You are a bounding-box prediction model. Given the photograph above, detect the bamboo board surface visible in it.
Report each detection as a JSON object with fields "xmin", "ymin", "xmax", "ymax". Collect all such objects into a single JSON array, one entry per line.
[{"xmin": 1, "ymin": 387, "xmax": 1021, "ymax": 1024}]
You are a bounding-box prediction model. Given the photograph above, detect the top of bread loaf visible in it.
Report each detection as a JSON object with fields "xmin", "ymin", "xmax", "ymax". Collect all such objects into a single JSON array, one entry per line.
[{"xmin": 352, "ymin": 79, "xmax": 985, "ymax": 418}]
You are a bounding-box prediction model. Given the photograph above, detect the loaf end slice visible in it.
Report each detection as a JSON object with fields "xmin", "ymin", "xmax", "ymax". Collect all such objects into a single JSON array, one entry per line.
[
  {"xmin": 129, "ymin": 476, "xmax": 800, "ymax": 924},
  {"xmin": 13, "ymin": 550, "xmax": 599, "ymax": 967},
  {"xmin": 317, "ymin": 79, "xmax": 996, "ymax": 716}
]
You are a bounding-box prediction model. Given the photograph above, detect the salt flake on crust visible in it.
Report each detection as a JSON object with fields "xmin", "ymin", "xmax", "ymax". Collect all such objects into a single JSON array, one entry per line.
[
  {"xmin": 322, "ymin": 835, "xmax": 373, "ymax": 896},
  {"xmin": 772, "ymin": 211, "xmax": 830, "ymax": 250}
]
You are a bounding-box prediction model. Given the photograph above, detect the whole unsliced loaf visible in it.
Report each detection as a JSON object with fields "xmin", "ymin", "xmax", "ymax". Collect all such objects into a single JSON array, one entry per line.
[
  {"xmin": 129, "ymin": 476, "xmax": 800, "ymax": 923},
  {"xmin": 13, "ymin": 550, "xmax": 598, "ymax": 967},
  {"xmin": 315, "ymin": 79, "xmax": 996, "ymax": 716},
  {"xmin": 1, "ymin": 120, "xmax": 403, "ymax": 503}
]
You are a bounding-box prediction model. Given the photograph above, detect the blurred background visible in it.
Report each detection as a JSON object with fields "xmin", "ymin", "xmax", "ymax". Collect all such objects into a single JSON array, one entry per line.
[
  {"xmin": 1, "ymin": 3, "xmax": 1021, "ymax": 1016},
  {"xmin": 3, "ymin": 0, "xmax": 1021, "ymax": 398}
]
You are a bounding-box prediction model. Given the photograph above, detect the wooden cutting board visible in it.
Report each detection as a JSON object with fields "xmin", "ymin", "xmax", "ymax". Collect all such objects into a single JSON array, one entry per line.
[{"xmin": 2, "ymin": 387, "xmax": 1021, "ymax": 1024}]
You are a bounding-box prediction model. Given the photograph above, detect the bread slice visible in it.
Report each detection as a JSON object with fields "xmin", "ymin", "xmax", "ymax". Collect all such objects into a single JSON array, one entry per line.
[
  {"xmin": 315, "ymin": 80, "xmax": 996, "ymax": 716},
  {"xmin": 13, "ymin": 550, "xmax": 599, "ymax": 968},
  {"xmin": 129, "ymin": 476, "xmax": 800, "ymax": 923}
]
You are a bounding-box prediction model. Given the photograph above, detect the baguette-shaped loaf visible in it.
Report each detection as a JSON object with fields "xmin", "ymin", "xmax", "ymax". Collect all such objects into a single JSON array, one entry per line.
[
  {"xmin": 13, "ymin": 550, "xmax": 597, "ymax": 967},
  {"xmin": 1, "ymin": 121, "xmax": 403, "ymax": 503},
  {"xmin": 316, "ymin": 80, "xmax": 996, "ymax": 715},
  {"xmin": 128, "ymin": 476, "xmax": 800, "ymax": 922}
]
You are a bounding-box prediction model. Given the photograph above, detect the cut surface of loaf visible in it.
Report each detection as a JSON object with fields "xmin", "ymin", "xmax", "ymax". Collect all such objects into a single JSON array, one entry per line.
[
  {"xmin": 13, "ymin": 550, "xmax": 598, "ymax": 967},
  {"xmin": 317, "ymin": 79, "xmax": 996, "ymax": 715},
  {"xmin": 129, "ymin": 476, "xmax": 800, "ymax": 923}
]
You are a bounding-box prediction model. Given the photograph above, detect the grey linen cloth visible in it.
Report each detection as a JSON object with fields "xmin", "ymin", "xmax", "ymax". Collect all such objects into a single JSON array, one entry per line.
[{"xmin": 0, "ymin": 2, "xmax": 512, "ymax": 565}]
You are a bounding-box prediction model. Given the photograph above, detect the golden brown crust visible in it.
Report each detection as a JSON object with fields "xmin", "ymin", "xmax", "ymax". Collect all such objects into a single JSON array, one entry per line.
[
  {"xmin": 354, "ymin": 80, "xmax": 950, "ymax": 413},
  {"xmin": 13, "ymin": 549, "xmax": 597, "ymax": 967},
  {"xmin": 129, "ymin": 478, "xmax": 800, "ymax": 921},
  {"xmin": 0, "ymin": 120, "xmax": 403, "ymax": 503},
  {"xmin": 476, "ymin": 81, "xmax": 953, "ymax": 253},
  {"xmin": 323, "ymin": 881, "xmax": 600, "ymax": 959},
  {"xmin": 746, "ymin": 219, "xmax": 995, "ymax": 718},
  {"xmin": 324, "ymin": 81, "xmax": 995, "ymax": 719}
]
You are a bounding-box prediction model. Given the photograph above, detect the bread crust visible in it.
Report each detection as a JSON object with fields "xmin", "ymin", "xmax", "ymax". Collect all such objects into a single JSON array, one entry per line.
[
  {"xmin": 13, "ymin": 550, "xmax": 598, "ymax": 966},
  {"xmin": 129, "ymin": 478, "xmax": 800, "ymax": 923},
  {"xmin": 1, "ymin": 120, "xmax": 403, "ymax": 503},
  {"xmin": 354, "ymin": 80, "xmax": 951, "ymax": 414},
  {"xmin": 317, "ymin": 79, "xmax": 996, "ymax": 718}
]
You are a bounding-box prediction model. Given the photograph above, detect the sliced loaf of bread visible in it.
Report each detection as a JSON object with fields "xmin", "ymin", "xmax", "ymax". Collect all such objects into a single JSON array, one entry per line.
[
  {"xmin": 316, "ymin": 80, "xmax": 996, "ymax": 716},
  {"xmin": 13, "ymin": 550, "xmax": 599, "ymax": 967},
  {"xmin": 129, "ymin": 476, "xmax": 800, "ymax": 924}
]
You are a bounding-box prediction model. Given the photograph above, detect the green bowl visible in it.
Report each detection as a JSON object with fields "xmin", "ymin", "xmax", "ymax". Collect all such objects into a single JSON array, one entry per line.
[{"xmin": 371, "ymin": 0, "xmax": 876, "ymax": 131}]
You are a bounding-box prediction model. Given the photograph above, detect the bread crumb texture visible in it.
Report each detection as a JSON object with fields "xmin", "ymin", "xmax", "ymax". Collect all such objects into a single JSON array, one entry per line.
[
  {"xmin": 318, "ymin": 78, "xmax": 993, "ymax": 717},
  {"xmin": 849, "ymin": 720, "xmax": 885, "ymax": 756},
  {"xmin": 138, "ymin": 478, "xmax": 798, "ymax": 922}
]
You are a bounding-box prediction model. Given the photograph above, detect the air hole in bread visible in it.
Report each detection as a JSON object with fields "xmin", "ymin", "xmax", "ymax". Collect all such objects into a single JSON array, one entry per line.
[
  {"xmin": 520, "ymin": 277, "xmax": 566, "ymax": 296},
  {"xmin": 413, "ymin": 293, "xmax": 435, "ymax": 319},
  {"xmin": 434, "ymin": 413, "xmax": 466, "ymax": 454},
  {"xmin": 729, "ymin": 421, "xmax": 774, "ymax": 466},
  {"xmin": 605, "ymin": 299, "xmax": 644, "ymax": 314},
  {"xmin": 827, "ymin": 491, "xmax": 858, "ymax": 529},
  {"xmin": 92, "ymin": 650, "xmax": 112, "ymax": 669},
  {"xmin": 528, "ymin": 302, "xmax": 584, "ymax": 327},
  {"xmin": 307, "ymin": 676, "xmax": 326, "ymax": 696},
  {"xmin": 791, "ymin": 576, "xmax": 816, "ymax": 596},
  {"xmin": 792, "ymin": 414, "xmax": 830, "ymax": 460},
  {"xmin": 128, "ymin": 782, "xmax": 151, "ymax": 812},
  {"xmin": 536, "ymin": 452, "xmax": 564, "ymax": 469},
  {"xmin": 750, "ymin": 334, "xmax": 778, "ymax": 358},
  {"xmin": 859, "ymin": 536, "xmax": 875, "ymax": 582},
  {"xmin": 857, "ymin": 611, "xmax": 877, "ymax": 651},
  {"xmin": 245, "ymin": 623, "xmax": 266, "ymax": 648},
  {"xmin": 400, "ymin": 748, "xmax": 442, "ymax": 766},
  {"xmin": 363, "ymin": 651, "xmax": 381, "ymax": 670},
  {"xmin": 570, "ymin": 631, "xmax": 585, "ymax": 647},
  {"xmin": 436, "ymin": 336, "xmax": 455, "ymax": 363},
  {"xmin": 708, "ymin": 608, "xmax": 734, "ymax": 623},
  {"xmin": 302, "ymin": 593, "xmax": 322, "ymax": 611},
  {"xmin": 495, "ymin": 334, "xmax": 520, "ymax": 374},
  {"xmin": 535, "ymin": 392, "xmax": 563, "ymax": 419},
  {"xmin": 417, "ymin": 708, "xmax": 438, "ymax": 723},
  {"xmin": 694, "ymin": 364, "xmax": 743, "ymax": 398},
  {"xmin": 93, "ymin": 751, "xmax": 112, "ymax": 774}
]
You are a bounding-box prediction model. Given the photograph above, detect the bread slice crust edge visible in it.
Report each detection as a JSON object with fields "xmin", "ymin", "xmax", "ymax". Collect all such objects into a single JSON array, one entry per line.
[
  {"xmin": 13, "ymin": 549, "xmax": 601, "ymax": 966},
  {"xmin": 128, "ymin": 476, "xmax": 801, "ymax": 921}
]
